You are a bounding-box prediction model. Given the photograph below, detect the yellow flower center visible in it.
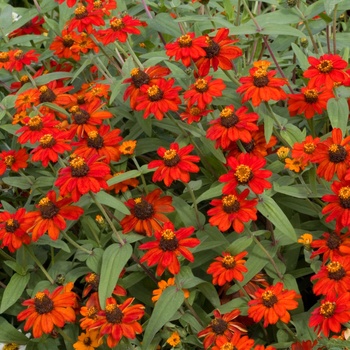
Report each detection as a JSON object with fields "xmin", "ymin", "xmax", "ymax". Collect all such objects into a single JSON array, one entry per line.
[
  {"xmin": 317, "ymin": 60, "xmax": 333, "ymax": 73},
  {"xmin": 163, "ymin": 149, "xmax": 177, "ymax": 161},
  {"xmin": 4, "ymin": 155, "xmax": 15, "ymax": 167},
  {"xmin": 111, "ymin": 18, "xmax": 124, "ymax": 30},
  {"xmin": 39, "ymin": 85, "xmax": 48, "ymax": 93},
  {"xmin": 277, "ymin": 146, "xmax": 290, "ymax": 160},
  {"xmin": 220, "ymin": 107, "xmax": 234, "ymax": 118},
  {"xmin": 0, "ymin": 52, "xmax": 9, "ymax": 62},
  {"xmin": 234, "ymin": 165, "xmax": 252, "ymax": 184},
  {"xmin": 120, "ymin": 140, "xmax": 137, "ymax": 155},
  {"xmin": 14, "ymin": 50, "xmax": 24, "ymax": 59},
  {"xmin": 38, "ymin": 197, "xmax": 50, "ymax": 207},
  {"xmin": 190, "ymin": 107, "xmax": 201, "ymax": 115},
  {"xmin": 339, "ymin": 186, "xmax": 350, "ymax": 200},
  {"xmin": 35, "ymin": 291, "xmax": 46, "ymax": 301},
  {"xmin": 178, "ymin": 34, "xmax": 192, "ymax": 47},
  {"xmin": 131, "ymin": 68, "xmax": 140, "ymax": 76},
  {"xmin": 105, "ymin": 304, "xmax": 117, "ymax": 312},
  {"xmin": 222, "ymin": 255, "xmax": 236, "ymax": 268},
  {"xmin": 220, "ymin": 344, "xmax": 234, "ymax": 350},
  {"xmin": 327, "ymin": 261, "xmax": 342, "ymax": 273},
  {"xmin": 261, "ymin": 290, "xmax": 278, "ymax": 307},
  {"xmin": 253, "ymin": 68, "xmax": 268, "ymax": 78},
  {"xmin": 222, "ymin": 195, "xmax": 237, "ymax": 207},
  {"xmin": 86, "ymin": 273, "xmax": 98, "ymax": 283},
  {"xmin": 40, "ymin": 134, "xmax": 54, "ymax": 145},
  {"xmin": 20, "ymin": 75, "xmax": 29, "ymax": 83},
  {"xmin": 194, "ymin": 79, "xmax": 208, "ymax": 92},
  {"xmin": 88, "ymin": 130, "xmax": 99, "ymax": 140},
  {"xmin": 3, "ymin": 343, "xmax": 19, "ymax": 350},
  {"xmin": 70, "ymin": 156, "xmax": 86, "ymax": 169},
  {"xmin": 75, "ymin": 4, "xmax": 87, "ymax": 17},
  {"xmin": 147, "ymin": 85, "xmax": 161, "ymax": 97},
  {"xmin": 134, "ymin": 197, "xmax": 142, "ymax": 204},
  {"xmin": 28, "ymin": 116, "xmax": 41, "ymax": 128},
  {"xmin": 70, "ymin": 105, "xmax": 80, "ymax": 113},
  {"xmin": 87, "ymin": 306, "xmax": 98, "ymax": 318},
  {"xmin": 161, "ymin": 229, "xmax": 175, "ymax": 240},
  {"xmin": 304, "ymin": 89, "xmax": 319, "ymax": 103},
  {"xmin": 253, "ymin": 67, "xmax": 269, "ymax": 87},
  {"xmin": 6, "ymin": 218, "xmax": 15, "ymax": 226},
  {"xmin": 320, "ymin": 301, "xmax": 335, "ymax": 317},
  {"xmin": 95, "ymin": 215, "xmax": 104, "ymax": 224},
  {"xmin": 303, "ymin": 142, "xmax": 316, "ymax": 154}
]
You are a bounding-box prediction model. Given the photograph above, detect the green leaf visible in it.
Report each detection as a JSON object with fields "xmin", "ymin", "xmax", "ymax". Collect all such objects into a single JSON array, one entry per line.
[
  {"xmin": 196, "ymin": 183, "xmax": 224, "ymax": 204},
  {"xmin": 35, "ymin": 235, "xmax": 71, "ymax": 252},
  {"xmin": 34, "ymin": 72, "xmax": 73, "ymax": 86},
  {"xmin": 142, "ymin": 286, "xmax": 185, "ymax": 350},
  {"xmin": 260, "ymin": 24, "xmax": 305, "ymax": 37},
  {"xmin": 327, "ymin": 97, "xmax": 349, "ymax": 136},
  {"xmin": 99, "ymin": 243, "xmax": 132, "ymax": 308},
  {"xmin": 197, "ymin": 282, "xmax": 221, "ymax": 308},
  {"xmin": 324, "ymin": 0, "xmax": 344, "ymax": 15},
  {"xmin": 107, "ymin": 170, "xmax": 140, "ymax": 186},
  {"xmin": 95, "ymin": 191, "xmax": 130, "ymax": 215},
  {"xmin": 86, "ymin": 248, "xmax": 104, "ymax": 273},
  {"xmin": 257, "ymin": 194, "xmax": 297, "ymax": 242},
  {"xmin": 280, "ymin": 124, "xmax": 306, "ymax": 146},
  {"xmin": 0, "ymin": 273, "xmax": 30, "ymax": 313},
  {"xmin": 0, "ymin": 317, "xmax": 30, "ymax": 344},
  {"xmin": 2, "ymin": 176, "xmax": 34, "ymax": 190},
  {"xmin": 291, "ymin": 43, "xmax": 310, "ymax": 71},
  {"xmin": 147, "ymin": 13, "xmax": 181, "ymax": 37}
]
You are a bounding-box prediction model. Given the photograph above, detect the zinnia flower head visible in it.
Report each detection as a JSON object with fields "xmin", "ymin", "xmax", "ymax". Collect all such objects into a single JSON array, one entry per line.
[
  {"xmin": 73, "ymin": 329, "xmax": 103, "ymax": 350},
  {"xmin": 152, "ymin": 277, "xmax": 189, "ymax": 302}
]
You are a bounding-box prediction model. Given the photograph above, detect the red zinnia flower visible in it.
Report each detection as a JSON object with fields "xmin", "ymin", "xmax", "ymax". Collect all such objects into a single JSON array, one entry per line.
[
  {"xmin": 50, "ymin": 29, "xmax": 81, "ymax": 61},
  {"xmin": 72, "ymin": 124, "xmax": 123, "ymax": 163},
  {"xmin": 0, "ymin": 149, "xmax": 29, "ymax": 176},
  {"xmin": 237, "ymin": 60, "xmax": 287, "ymax": 107},
  {"xmin": 139, "ymin": 222, "xmax": 200, "ymax": 276},
  {"xmin": 290, "ymin": 340, "xmax": 318, "ymax": 350},
  {"xmin": 220, "ymin": 153, "xmax": 272, "ymax": 195},
  {"xmin": 292, "ymin": 135, "xmax": 320, "ymax": 163},
  {"xmin": 8, "ymin": 16, "xmax": 46, "ymax": 38},
  {"xmin": 311, "ymin": 256, "xmax": 350, "ymax": 298},
  {"xmin": 303, "ymin": 54, "xmax": 349, "ymax": 90},
  {"xmin": 96, "ymin": 15, "xmax": 143, "ymax": 45},
  {"xmin": 148, "ymin": 142, "xmax": 200, "ymax": 186},
  {"xmin": 184, "ymin": 76, "xmax": 226, "ymax": 109},
  {"xmin": 165, "ymin": 32, "xmax": 207, "ymax": 67},
  {"xmin": 84, "ymin": 83, "xmax": 110, "ymax": 104},
  {"xmin": 322, "ymin": 180, "xmax": 350, "ymax": 231},
  {"xmin": 198, "ymin": 309, "xmax": 247, "ymax": 349},
  {"xmin": 287, "ymin": 86, "xmax": 334, "ymax": 119},
  {"xmin": 17, "ymin": 283, "xmax": 77, "ymax": 338},
  {"xmin": 15, "ymin": 88, "xmax": 40, "ymax": 112},
  {"xmin": 310, "ymin": 231, "xmax": 350, "ymax": 262},
  {"xmin": 211, "ymin": 333, "xmax": 254, "ymax": 350},
  {"xmin": 55, "ymin": 155, "xmax": 110, "ymax": 202},
  {"xmin": 208, "ymin": 189, "xmax": 258, "ymax": 233},
  {"xmin": 180, "ymin": 105, "xmax": 212, "ymax": 124},
  {"xmin": 123, "ymin": 66, "xmax": 171, "ymax": 109},
  {"xmin": 31, "ymin": 133, "xmax": 72, "ymax": 167},
  {"xmin": 25, "ymin": 190, "xmax": 84, "ymax": 241},
  {"xmin": 90, "ymin": 297, "xmax": 144, "ymax": 348},
  {"xmin": 121, "ymin": 189, "xmax": 174, "ymax": 236},
  {"xmin": 207, "ymin": 251, "xmax": 248, "ymax": 286},
  {"xmin": 8, "ymin": 49, "xmax": 39, "ymax": 72},
  {"xmin": 0, "ymin": 51, "xmax": 11, "ymax": 70},
  {"xmin": 38, "ymin": 81, "xmax": 76, "ymax": 107},
  {"xmin": 135, "ymin": 78, "xmax": 182, "ymax": 120},
  {"xmin": 311, "ymin": 128, "xmax": 350, "ymax": 181},
  {"xmin": 0, "ymin": 208, "xmax": 31, "ymax": 253},
  {"xmin": 247, "ymin": 282, "xmax": 300, "ymax": 327},
  {"xmin": 195, "ymin": 28, "xmax": 243, "ymax": 77},
  {"xmin": 309, "ymin": 293, "xmax": 350, "ymax": 337},
  {"xmin": 206, "ymin": 105, "xmax": 259, "ymax": 149}
]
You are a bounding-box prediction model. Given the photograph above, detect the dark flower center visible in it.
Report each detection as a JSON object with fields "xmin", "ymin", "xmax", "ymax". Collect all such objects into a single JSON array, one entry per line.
[
  {"xmin": 211, "ymin": 318, "xmax": 228, "ymax": 335},
  {"xmin": 327, "ymin": 261, "xmax": 346, "ymax": 280},
  {"xmin": 4, "ymin": 156, "xmax": 15, "ymax": 167},
  {"xmin": 234, "ymin": 165, "xmax": 253, "ymax": 184},
  {"xmin": 28, "ymin": 116, "xmax": 43, "ymax": 131},
  {"xmin": 328, "ymin": 144, "xmax": 347, "ymax": 163},
  {"xmin": 194, "ymin": 79, "xmax": 209, "ymax": 93},
  {"xmin": 241, "ymin": 140, "xmax": 255, "ymax": 153},
  {"xmin": 39, "ymin": 86, "xmax": 57, "ymax": 103},
  {"xmin": 204, "ymin": 39, "xmax": 220, "ymax": 58},
  {"xmin": 86, "ymin": 273, "xmax": 100, "ymax": 292},
  {"xmin": 87, "ymin": 131, "xmax": 104, "ymax": 149},
  {"xmin": 338, "ymin": 186, "xmax": 350, "ymax": 209},
  {"xmin": 303, "ymin": 142, "xmax": 316, "ymax": 154},
  {"xmin": 222, "ymin": 255, "xmax": 236, "ymax": 269},
  {"xmin": 220, "ymin": 108, "xmax": 238, "ymax": 128},
  {"xmin": 111, "ymin": 18, "xmax": 125, "ymax": 31},
  {"xmin": 83, "ymin": 337, "xmax": 92, "ymax": 346},
  {"xmin": 134, "ymin": 198, "xmax": 154, "ymax": 220},
  {"xmin": 3, "ymin": 343, "xmax": 19, "ymax": 350},
  {"xmin": 303, "ymin": 89, "xmax": 319, "ymax": 103},
  {"xmin": 222, "ymin": 195, "xmax": 240, "ymax": 213},
  {"xmin": 40, "ymin": 134, "xmax": 56, "ymax": 149},
  {"xmin": 0, "ymin": 52, "xmax": 9, "ymax": 63},
  {"xmin": 253, "ymin": 68, "xmax": 269, "ymax": 87},
  {"xmin": 178, "ymin": 34, "xmax": 192, "ymax": 48},
  {"xmin": 34, "ymin": 292, "xmax": 54, "ymax": 314},
  {"xmin": 63, "ymin": 35, "xmax": 74, "ymax": 47},
  {"xmin": 38, "ymin": 197, "xmax": 60, "ymax": 219},
  {"xmin": 71, "ymin": 106, "xmax": 90, "ymax": 125},
  {"xmin": 105, "ymin": 304, "xmax": 123, "ymax": 324},
  {"xmin": 163, "ymin": 149, "xmax": 180, "ymax": 167},
  {"xmin": 70, "ymin": 157, "xmax": 90, "ymax": 177},
  {"xmin": 75, "ymin": 5, "xmax": 88, "ymax": 19},
  {"xmin": 261, "ymin": 290, "xmax": 278, "ymax": 307},
  {"xmin": 317, "ymin": 60, "xmax": 333, "ymax": 73},
  {"xmin": 147, "ymin": 85, "xmax": 163, "ymax": 101},
  {"xmin": 130, "ymin": 68, "xmax": 150, "ymax": 88},
  {"xmin": 320, "ymin": 301, "xmax": 335, "ymax": 317},
  {"xmin": 5, "ymin": 219, "xmax": 20, "ymax": 233},
  {"xmin": 326, "ymin": 233, "xmax": 341, "ymax": 250},
  {"xmin": 159, "ymin": 229, "xmax": 179, "ymax": 251}
]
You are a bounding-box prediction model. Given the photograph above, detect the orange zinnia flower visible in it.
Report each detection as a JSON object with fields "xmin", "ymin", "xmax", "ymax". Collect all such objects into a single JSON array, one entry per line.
[
  {"xmin": 38, "ymin": 81, "xmax": 76, "ymax": 107},
  {"xmin": 148, "ymin": 142, "xmax": 200, "ymax": 186},
  {"xmin": 0, "ymin": 51, "xmax": 11, "ymax": 70},
  {"xmin": 0, "ymin": 149, "xmax": 29, "ymax": 176},
  {"xmin": 206, "ymin": 105, "xmax": 259, "ymax": 149},
  {"xmin": 123, "ymin": 66, "xmax": 171, "ymax": 109},
  {"xmin": 50, "ymin": 29, "xmax": 81, "ymax": 61},
  {"xmin": 135, "ymin": 78, "xmax": 182, "ymax": 120},
  {"xmin": 211, "ymin": 333, "xmax": 255, "ymax": 350},
  {"xmin": 55, "ymin": 155, "xmax": 110, "ymax": 202},
  {"xmin": 17, "ymin": 283, "xmax": 77, "ymax": 338},
  {"xmin": 220, "ymin": 153, "xmax": 272, "ymax": 195},
  {"xmin": 25, "ymin": 190, "xmax": 84, "ymax": 241},
  {"xmin": 73, "ymin": 329, "xmax": 103, "ymax": 350},
  {"xmin": 180, "ymin": 105, "xmax": 212, "ymax": 124},
  {"xmin": 0, "ymin": 208, "xmax": 31, "ymax": 253},
  {"xmin": 311, "ymin": 128, "xmax": 350, "ymax": 181},
  {"xmin": 303, "ymin": 53, "xmax": 348, "ymax": 90},
  {"xmin": 8, "ymin": 49, "xmax": 39, "ymax": 72},
  {"xmin": 121, "ymin": 188, "xmax": 174, "ymax": 236},
  {"xmin": 207, "ymin": 251, "xmax": 248, "ymax": 286},
  {"xmin": 311, "ymin": 256, "xmax": 350, "ymax": 298},
  {"xmin": 309, "ymin": 293, "xmax": 350, "ymax": 337},
  {"xmin": 291, "ymin": 135, "xmax": 320, "ymax": 163},
  {"xmin": 198, "ymin": 309, "xmax": 247, "ymax": 349},
  {"xmin": 237, "ymin": 60, "xmax": 287, "ymax": 107},
  {"xmin": 106, "ymin": 171, "xmax": 139, "ymax": 194},
  {"xmin": 152, "ymin": 277, "xmax": 189, "ymax": 302},
  {"xmin": 165, "ymin": 32, "xmax": 207, "ymax": 67},
  {"xmin": 139, "ymin": 221, "xmax": 200, "ymax": 276},
  {"xmin": 208, "ymin": 190, "xmax": 258, "ymax": 233},
  {"xmin": 90, "ymin": 297, "xmax": 144, "ymax": 348},
  {"xmin": 287, "ymin": 86, "xmax": 333, "ymax": 119},
  {"xmin": 247, "ymin": 282, "xmax": 300, "ymax": 327},
  {"xmin": 96, "ymin": 15, "xmax": 143, "ymax": 45},
  {"xmin": 15, "ymin": 88, "xmax": 40, "ymax": 112},
  {"xmin": 72, "ymin": 125, "xmax": 123, "ymax": 163},
  {"xmin": 184, "ymin": 76, "xmax": 226, "ymax": 109},
  {"xmin": 195, "ymin": 28, "xmax": 242, "ymax": 77}
]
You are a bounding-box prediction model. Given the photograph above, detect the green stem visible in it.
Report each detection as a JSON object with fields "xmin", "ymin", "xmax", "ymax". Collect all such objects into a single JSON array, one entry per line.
[
  {"xmin": 235, "ymin": 0, "xmax": 241, "ymax": 26},
  {"xmin": 62, "ymin": 232, "xmax": 93, "ymax": 255},
  {"xmin": 235, "ymin": 280, "xmax": 251, "ymax": 300},
  {"xmin": 184, "ymin": 299, "xmax": 205, "ymax": 327},
  {"xmin": 55, "ymin": 327, "xmax": 75, "ymax": 343},
  {"xmin": 90, "ymin": 192, "xmax": 125, "ymax": 246},
  {"xmin": 332, "ymin": 5, "xmax": 338, "ymax": 54},
  {"xmin": 126, "ymin": 39, "xmax": 144, "ymax": 69},
  {"xmin": 132, "ymin": 156, "xmax": 148, "ymax": 195},
  {"xmin": 0, "ymin": 248, "xmax": 16, "ymax": 262},
  {"xmin": 278, "ymin": 321, "xmax": 298, "ymax": 341},
  {"xmin": 24, "ymin": 246, "xmax": 55, "ymax": 284},
  {"xmin": 295, "ymin": 7, "xmax": 318, "ymax": 54},
  {"xmin": 184, "ymin": 182, "xmax": 203, "ymax": 230}
]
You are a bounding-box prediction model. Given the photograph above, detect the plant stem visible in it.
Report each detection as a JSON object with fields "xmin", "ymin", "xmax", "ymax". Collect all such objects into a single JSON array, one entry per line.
[
  {"xmin": 131, "ymin": 253, "xmax": 158, "ymax": 284},
  {"xmin": 184, "ymin": 299, "xmax": 205, "ymax": 327},
  {"xmin": 0, "ymin": 248, "xmax": 16, "ymax": 262},
  {"xmin": 62, "ymin": 232, "xmax": 93, "ymax": 255},
  {"xmin": 24, "ymin": 246, "xmax": 55, "ymax": 284},
  {"xmin": 184, "ymin": 182, "xmax": 203, "ymax": 230},
  {"xmin": 126, "ymin": 39, "xmax": 144, "ymax": 69},
  {"xmin": 332, "ymin": 5, "xmax": 338, "ymax": 54},
  {"xmin": 132, "ymin": 156, "xmax": 148, "ymax": 195}
]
